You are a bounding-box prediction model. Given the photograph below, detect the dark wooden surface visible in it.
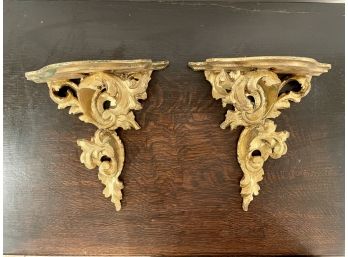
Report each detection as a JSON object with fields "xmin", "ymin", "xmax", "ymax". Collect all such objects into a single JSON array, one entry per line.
[{"xmin": 4, "ymin": 1, "xmax": 344, "ymax": 256}]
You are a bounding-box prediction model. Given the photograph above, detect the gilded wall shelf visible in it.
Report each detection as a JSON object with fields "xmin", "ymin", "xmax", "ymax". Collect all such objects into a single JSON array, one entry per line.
[
  {"xmin": 189, "ymin": 56, "xmax": 330, "ymax": 211},
  {"xmin": 26, "ymin": 59, "xmax": 169, "ymax": 211}
]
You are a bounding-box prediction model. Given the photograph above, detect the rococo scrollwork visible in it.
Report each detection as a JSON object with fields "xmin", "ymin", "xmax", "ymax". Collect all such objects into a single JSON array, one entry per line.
[
  {"xmin": 189, "ymin": 56, "xmax": 330, "ymax": 211},
  {"xmin": 26, "ymin": 60, "xmax": 169, "ymax": 211},
  {"xmin": 77, "ymin": 129, "xmax": 125, "ymax": 211}
]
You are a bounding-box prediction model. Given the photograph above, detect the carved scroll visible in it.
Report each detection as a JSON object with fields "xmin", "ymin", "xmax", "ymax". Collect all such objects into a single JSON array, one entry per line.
[
  {"xmin": 77, "ymin": 130, "xmax": 124, "ymax": 211},
  {"xmin": 26, "ymin": 60, "xmax": 169, "ymax": 211},
  {"xmin": 189, "ymin": 56, "xmax": 330, "ymax": 211}
]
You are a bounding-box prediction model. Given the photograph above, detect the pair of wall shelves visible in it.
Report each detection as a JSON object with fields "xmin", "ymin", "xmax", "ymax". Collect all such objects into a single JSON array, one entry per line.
[{"xmin": 25, "ymin": 56, "xmax": 330, "ymax": 212}]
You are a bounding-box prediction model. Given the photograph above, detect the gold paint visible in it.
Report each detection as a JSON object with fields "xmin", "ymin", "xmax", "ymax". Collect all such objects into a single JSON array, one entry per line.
[
  {"xmin": 77, "ymin": 130, "xmax": 124, "ymax": 211},
  {"xmin": 189, "ymin": 56, "xmax": 330, "ymax": 211},
  {"xmin": 26, "ymin": 59, "xmax": 169, "ymax": 211}
]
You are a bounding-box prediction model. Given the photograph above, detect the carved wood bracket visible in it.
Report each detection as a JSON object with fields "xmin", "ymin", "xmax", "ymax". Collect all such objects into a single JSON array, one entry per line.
[
  {"xmin": 189, "ymin": 56, "xmax": 330, "ymax": 211},
  {"xmin": 26, "ymin": 60, "xmax": 169, "ymax": 211}
]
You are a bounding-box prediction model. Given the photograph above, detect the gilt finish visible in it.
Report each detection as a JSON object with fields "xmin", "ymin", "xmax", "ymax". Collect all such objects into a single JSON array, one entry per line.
[
  {"xmin": 189, "ymin": 56, "xmax": 331, "ymax": 211},
  {"xmin": 25, "ymin": 59, "xmax": 169, "ymax": 211}
]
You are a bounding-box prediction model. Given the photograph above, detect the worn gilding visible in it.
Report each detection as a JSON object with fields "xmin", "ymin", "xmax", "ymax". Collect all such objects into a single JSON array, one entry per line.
[
  {"xmin": 26, "ymin": 59, "xmax": 169, "ymax": 211},
  {"xmin": 189, "ymin": 56, "xmax": 330, "ymax": 211}
]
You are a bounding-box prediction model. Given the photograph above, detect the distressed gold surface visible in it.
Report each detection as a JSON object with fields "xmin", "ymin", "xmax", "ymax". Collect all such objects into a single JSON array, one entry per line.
[
  {"xmin": 26, "ymin": 59, "xmax": 169, "ymax": 211},
  {"xmin": 77, "ymin": 130, "xmax": 124, "ymax": 211},
  {"xmin": 189, "ymin": 56, "xmax": 330, "ymax": 211}
]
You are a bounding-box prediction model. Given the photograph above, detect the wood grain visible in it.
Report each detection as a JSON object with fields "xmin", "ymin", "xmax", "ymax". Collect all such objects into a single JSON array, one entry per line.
[{"xmin": 4, "ymin": 1, "xmax": 344, "ymax": 256}]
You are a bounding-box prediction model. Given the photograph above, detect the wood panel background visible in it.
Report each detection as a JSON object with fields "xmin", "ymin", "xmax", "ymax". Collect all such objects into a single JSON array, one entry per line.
[{"xmin": 4, "ymin": 1, "xmax": 344, "ymax": 256}]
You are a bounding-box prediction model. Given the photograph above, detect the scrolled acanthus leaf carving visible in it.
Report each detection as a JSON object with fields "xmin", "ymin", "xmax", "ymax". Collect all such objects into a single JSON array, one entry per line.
[
  {"xmin": 47, "ymin": 70, "xmax": 153, "ymax": 130},
  {"xmin": 189, "ymin": 56, "xmax": 330, "ymax": 211},
  {"xmin": 25, "ymin": 60, "xmax": 169, "ymax": 211},
  {"xmin": 48, "ymin": 80, "xmax": 82, "ymax": 115},
  {"xmin": 204, "ymin": 69, "xmax": 312, "ymax": 130},
  {"xmin": 77, "ymin": 129, "xmax": 124, "ymax": 211},
  {"xmin": 238, "ymin": 120, "xmax": 289, "ymax": 211}
]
